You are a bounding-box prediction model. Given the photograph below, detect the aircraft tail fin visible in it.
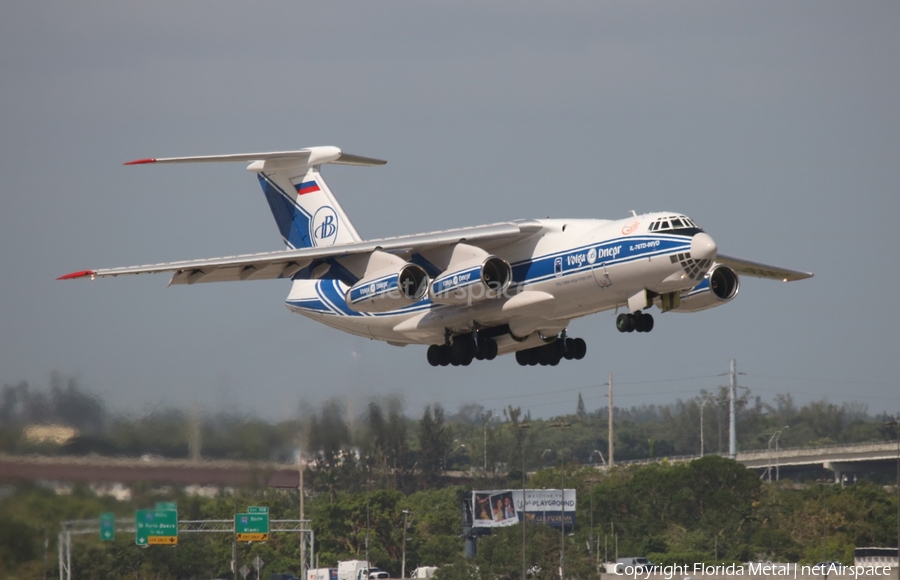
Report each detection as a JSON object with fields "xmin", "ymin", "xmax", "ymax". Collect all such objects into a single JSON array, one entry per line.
[{"xmin": 125, "ymin": 146, "xmax": 385, "ymax": 249}]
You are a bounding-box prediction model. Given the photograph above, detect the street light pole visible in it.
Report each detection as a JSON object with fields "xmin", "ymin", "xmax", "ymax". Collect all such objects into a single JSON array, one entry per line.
[
  {"xmin": 775, "ymin": 426, "xmax": 789, "ymax": 482},
  {"xmin": 481, "ymin": 411, "xmax": 495, "ymax": 474}
]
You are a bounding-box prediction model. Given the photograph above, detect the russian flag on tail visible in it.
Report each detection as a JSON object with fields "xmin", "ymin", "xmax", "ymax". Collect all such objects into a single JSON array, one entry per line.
[{"xmin": 295, "ymin": 180, "xmax": 321, "ymax": 195}]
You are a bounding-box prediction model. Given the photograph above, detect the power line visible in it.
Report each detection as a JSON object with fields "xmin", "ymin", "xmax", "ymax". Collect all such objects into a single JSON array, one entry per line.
[{"xmin": 746, "ymin": 373, "xmax": 898, "ymax": 388}]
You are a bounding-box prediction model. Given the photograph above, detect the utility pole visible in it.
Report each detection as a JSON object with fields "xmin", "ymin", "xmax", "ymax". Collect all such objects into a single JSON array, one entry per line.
[
  {"xmin": 300, "ymin": 456, "xmax": 306, "ymax": 580},
  {"xmin": 700, "ymin": 393, "xmax": 713, "ymax": 457},
  {"xmin": 729, "ymin": 358, "xmax": 737, "ymax": 459},
  {"xmin": 885, "ymin": 415, "xmax": 900, "ymax": 580},
  {"xmin": 232, "ymin": 489, "xmax": 238, "ymax": 580},
  {"xmin": 365, "ymin": 475, "xmax": 370, "ymax": 571},
  {"xmin": 550, "ymin": 421, "xmax": 571, "ymax": 580},
  {"xmin": 519, "ymin": 423, "xmax": 531, "ymax": 580},
  {"xmin": 401, "ymin": 510, "xmax": 411, "ymax": 579},
  {"xmin": 608, "ymin": 374, "xmax": 614, "ymax": 468}
]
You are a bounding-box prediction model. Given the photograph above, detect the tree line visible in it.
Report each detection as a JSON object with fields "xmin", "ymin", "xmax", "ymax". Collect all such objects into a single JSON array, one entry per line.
[
  {"xmin": 2, "ymin": 376, "xmax": 896, "ymax": 484},
  {"xmin": 1, "ymin": 456, "xmax": 898, "ymax": 579}
]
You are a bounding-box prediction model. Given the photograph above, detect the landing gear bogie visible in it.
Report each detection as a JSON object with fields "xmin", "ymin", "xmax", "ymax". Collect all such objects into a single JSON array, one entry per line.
[
  {"xmin": 514, "ymin": 335, "xmax": 585, "ymax": 367},
  {"xmin": 616, "ymin": 310, "xmax": 654, "ymax": 333}
]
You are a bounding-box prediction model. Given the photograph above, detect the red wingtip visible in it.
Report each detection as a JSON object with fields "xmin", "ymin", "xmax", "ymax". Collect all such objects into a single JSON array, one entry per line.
[
  {"xmin": 57, "ymin": 270, "xmax": 96, "ymax": 281},
  {"xmin": 124, "ymin": 158, "xmax": 157, "ymax": 165}
]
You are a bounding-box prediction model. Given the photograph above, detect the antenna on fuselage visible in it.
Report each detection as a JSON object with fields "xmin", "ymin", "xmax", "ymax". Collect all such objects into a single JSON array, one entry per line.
[{"xmin": 629, "ymin": 210, "xmax": 637, "ymax": 217}]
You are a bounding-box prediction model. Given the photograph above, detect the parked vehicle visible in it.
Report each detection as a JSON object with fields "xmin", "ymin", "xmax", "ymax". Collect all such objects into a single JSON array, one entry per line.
[
  {"xmin": 308, "ymin": 568, "xmax": 338, "ymax": 580},
  {"xmin": 616, "ymin": 557, "xmax": 655, "ymax": 573}
]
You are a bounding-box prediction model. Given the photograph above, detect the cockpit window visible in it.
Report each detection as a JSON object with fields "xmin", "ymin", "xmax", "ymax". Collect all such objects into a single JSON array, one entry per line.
[{"xmin": 649, "ymin": 215, "xmax": 702, "ymax": 235}]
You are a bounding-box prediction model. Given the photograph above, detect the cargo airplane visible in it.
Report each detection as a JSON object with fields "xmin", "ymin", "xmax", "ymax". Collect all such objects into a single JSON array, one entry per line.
[{"xmin": 59, "ymin": 147, "xmax": 812, "ymax": 367}]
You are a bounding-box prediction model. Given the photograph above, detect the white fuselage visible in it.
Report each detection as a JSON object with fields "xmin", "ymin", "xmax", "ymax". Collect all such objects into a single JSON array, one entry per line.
[{"xmin": 284, "ymin": 213, "xmax": 713, "ymax": 352}]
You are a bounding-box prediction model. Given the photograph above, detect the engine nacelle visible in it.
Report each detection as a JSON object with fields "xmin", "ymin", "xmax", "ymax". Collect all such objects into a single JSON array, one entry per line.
[
  {"xmin": 430, "ymin": 255, "xmax": 512, "ymax": 305},
  {"xmin": 671, "ymin": 264, "xmax": 740, "ymax": 313},
  {"xmin": 345, "ymin": 263, "xmax": 428, "ymax": 313}
]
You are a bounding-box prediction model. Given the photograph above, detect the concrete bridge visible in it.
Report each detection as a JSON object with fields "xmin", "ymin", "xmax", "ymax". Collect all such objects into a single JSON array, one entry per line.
[{"xmin": 613, "ymin": 441, "xmax": 900, "ymax": 482}]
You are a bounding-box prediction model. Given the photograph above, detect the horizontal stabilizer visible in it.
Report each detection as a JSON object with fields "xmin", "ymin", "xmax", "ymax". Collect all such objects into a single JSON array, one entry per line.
[{"xmin": 124, "ymin": 146, "xmax": 386, "ymax": 168}]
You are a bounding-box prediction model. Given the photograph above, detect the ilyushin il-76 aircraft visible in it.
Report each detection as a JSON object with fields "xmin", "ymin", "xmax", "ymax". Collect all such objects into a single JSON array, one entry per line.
[{"xmin": 60, "ymin": 147, "xmax": 812, "ymax": 367}]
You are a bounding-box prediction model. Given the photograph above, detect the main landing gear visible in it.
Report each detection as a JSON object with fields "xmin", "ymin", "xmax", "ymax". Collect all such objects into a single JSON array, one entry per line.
[
  {"xmin": 426, "ymin": 331, "xmax": 586, "ymax": 367},
  {"xmin": 426, "ymin": 333, "xmax": 498, "ymax": 367},
  {"xmin": 514, "ymin": 336, "xmax": 586, "ymax": 367},
  {"xmin": 616, "ymin": 310, "xmax": 654, "ymax": 333}
]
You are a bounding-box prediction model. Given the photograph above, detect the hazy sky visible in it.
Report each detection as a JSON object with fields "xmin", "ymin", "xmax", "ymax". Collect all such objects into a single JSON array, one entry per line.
[{"xmin": 1, "ymin": 2, "xmax": 898, "ymax": 422}]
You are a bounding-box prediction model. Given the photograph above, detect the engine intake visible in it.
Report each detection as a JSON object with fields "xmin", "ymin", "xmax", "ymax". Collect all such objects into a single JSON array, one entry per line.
[
  {"xmin": 672, "ymin": 264, "xmax": 739, "ymax": 313},
  {"xmin": 345, "ymin": 263, "xmax": 428, "ymax": 313},
  {"xmin": 430, "ymin": 255, "xmax": 512, "ymax": 305}
]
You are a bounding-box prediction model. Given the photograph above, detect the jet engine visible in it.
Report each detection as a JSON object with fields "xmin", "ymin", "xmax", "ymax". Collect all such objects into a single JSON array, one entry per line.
[
  {"xmin": 429, "ymin": 245, "xmax": 512, "ymax": 306},
  {"xmin": 671, "ymin": 264, "xmax": 739, "ymax": 312},
  {"xmin": 337, "ymin": 250, "xmax": 430, "ymax": 313},
  {"xmin": 345, "ymin": 262, "xmax": 428, "ymax": 313}
]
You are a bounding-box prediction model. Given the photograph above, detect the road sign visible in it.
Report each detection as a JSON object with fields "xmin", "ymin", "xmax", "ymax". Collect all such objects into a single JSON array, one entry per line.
[
  {"xmin": 99, "ymin": 512, "xmax": 115, "ymax": 541},
  {"xmin": 253, "ymin": 555, "xmax": 265, "ymax": 571},
  {"xmin": 135, "ymin": 509, "xmax": 178, "ymax": 546},
  {"xmin": 239, "ymin": 564, "xmax": 250, "ymax": 579},
  {"xmin": 235, "ymin": 507, "xmax": 269, "ymax": 542}
]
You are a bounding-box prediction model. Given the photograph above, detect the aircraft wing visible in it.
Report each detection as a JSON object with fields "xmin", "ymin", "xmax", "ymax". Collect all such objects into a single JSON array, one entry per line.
[
  {"xmin": 716, "ymin": 254, "xmax": 813, "ymax": 282},
  {"xmin": 58, "ymin": 220, "xmax": 543, "ymax": 285}
]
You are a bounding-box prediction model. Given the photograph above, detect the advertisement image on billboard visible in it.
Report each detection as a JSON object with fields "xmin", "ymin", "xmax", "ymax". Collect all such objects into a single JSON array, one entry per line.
[{"xmin": 471, "ymin": 489, "xmax": 576, "ymax": 529}]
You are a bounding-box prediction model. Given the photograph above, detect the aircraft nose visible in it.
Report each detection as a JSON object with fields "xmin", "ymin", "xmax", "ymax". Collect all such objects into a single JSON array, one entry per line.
[{"xmin": 691, "ymin": 232, "xmax": 718, "ymax": 262}]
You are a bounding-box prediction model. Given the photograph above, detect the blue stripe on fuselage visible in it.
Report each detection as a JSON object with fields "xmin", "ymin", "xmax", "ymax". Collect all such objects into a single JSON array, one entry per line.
[{"xmin": 286, "ymin": 234, "xmax": 694, "ymax": 318}]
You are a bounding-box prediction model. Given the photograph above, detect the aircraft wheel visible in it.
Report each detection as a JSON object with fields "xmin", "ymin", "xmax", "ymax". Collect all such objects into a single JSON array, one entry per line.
[
  {"xmin": 616, "ymin": 313, "xmax": 633, "ymax": 333},
  {"xmin": 527, "ymin": 349, "xmax": 539, "ymax": 366},
  {"xmin": 573, "ymin": 338, "xmax": 587, "ymax": 360},
  {"xmin": 564, "ymin": 338, "xmax": 576, "ymax": 360},
  {"xmin": 633, "ymin": 312, "xmax": 646, "ymax": 332},
  {"xmin": 538, "ymin": 344, "xmax": 555, "ymax": 366},
  {"xmin": 515, "ymin": 350, "xmax": 530, "ymax": 366},
  {"xmin": 427, "ymin": 345, "xmax": 442, "ymax": 366},
  {"xmin": 482, "ymin": 338, "xmax": 498, "ymax": 361},
  {"xmin": 439, "ymin": 345, "xmax": 451, "ymax": 366},
  {"xmin": 451, "ymin": 335, "xmax": 474, "ymax": 361},
  {"xmin": 643, "ymin": 313, "xmax": 654, "ymax": 332}
]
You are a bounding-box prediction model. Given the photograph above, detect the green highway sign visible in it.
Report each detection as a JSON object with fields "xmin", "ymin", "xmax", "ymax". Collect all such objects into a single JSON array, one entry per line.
[
  {"xmin": 236, "ymin": 506, "xmax": 269, "ymax": 542},
  {"xmin": 99, "ymin": 512, "xmax": 115, "ymax": 541},
  {"xmin": 135, "ymin": 509, "xmax": 178, "ymax": 546}
]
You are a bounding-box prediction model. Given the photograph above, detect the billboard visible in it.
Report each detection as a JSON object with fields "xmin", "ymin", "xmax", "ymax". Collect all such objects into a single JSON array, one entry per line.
[{"xmin": 471, "ymin": 489, "xmax": 576, "ymax": 529}]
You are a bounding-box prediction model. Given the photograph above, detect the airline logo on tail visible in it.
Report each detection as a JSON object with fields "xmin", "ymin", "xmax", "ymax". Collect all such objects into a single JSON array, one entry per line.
[{"xmin": 312, "ymin": 206, "xmax": 339, "ymax": 246}]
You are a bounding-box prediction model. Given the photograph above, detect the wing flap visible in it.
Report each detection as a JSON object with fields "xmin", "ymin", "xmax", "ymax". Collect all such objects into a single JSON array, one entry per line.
[
  {"xmin": 59, "ymin": 221, "xmax": 543, "ymax": 283},
  {"xmin": 716, "ymin": 254, "xmax": 813, "ymax": 282}
]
